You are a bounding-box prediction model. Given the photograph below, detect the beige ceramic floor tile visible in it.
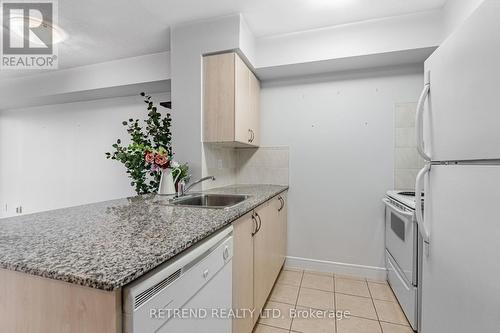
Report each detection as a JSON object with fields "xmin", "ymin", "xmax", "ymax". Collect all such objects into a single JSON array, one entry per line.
[
  {"xmin": 296, "ymin": 287, "xmax": 334, "ymax": 310},
  {"xmin": 304, "ymin": 270, "xmax": 334, "ymax": 277},
  {"xmin": 278, "ymin": 270, "xmax": 303, "ymax": 287},
  {"xmin": 335, "ymin": 278, "xmax": 371, "ymax": 298},
  {"xmin": 368, "ymin": 282, "xmax": 396, "ymax": 302},
  {"xmin": 336, "ymin": 316, "xmax": 382, "ymax": 333},
  {"xmin": 283, "ymin": 266, "xmax": 303, "ymax": 273},
  {"xmin": 301, "ymin": 272, "xmax": 334, "ymax": 292},
  {"xmin": 335, "ymin": 293, "xmax": 378, "ymax": 320},
  {"xmin": 270, "ymin": 283, "xmax": 300, "ymax": 305},
  {"xmin": 334, "ymin": 274, "xmax": 366, "ymax": 281},
  {"xmin": 290, "ymin": 306, "xmax": 336, "ymax": 333},
  {"xmin": 253, "ymin": 323, "xmax": 289, "ymax": 333},
  {"xmin": 380, "ymin": 322, "xmax": 414, "ymax": 333},
  {"xmin": 367, "ymin": 278, "xmax": 388, "ymax": 285},
  {"xmin": 259, "ymin": 301, "xmax": 294, "ymax": 330},
  {"xmin": 373, "ymin": 300, "xmax": 409, "ymax": 326}
]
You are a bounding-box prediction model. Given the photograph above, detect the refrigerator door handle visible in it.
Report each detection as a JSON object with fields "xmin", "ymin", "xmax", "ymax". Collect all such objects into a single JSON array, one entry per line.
[
  {"xmin": 415, "ymin": 164, "xmax": 431, "ymax": 255},
  {"xmin": 416, "ymin": 77, "xmax": 431, "ymax": 162}
]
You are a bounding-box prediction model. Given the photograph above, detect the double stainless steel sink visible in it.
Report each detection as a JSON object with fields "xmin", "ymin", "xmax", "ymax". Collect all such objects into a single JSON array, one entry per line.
[{"xmin": 169, "ymin": 193, "xmax": 250, "ymax": 209}]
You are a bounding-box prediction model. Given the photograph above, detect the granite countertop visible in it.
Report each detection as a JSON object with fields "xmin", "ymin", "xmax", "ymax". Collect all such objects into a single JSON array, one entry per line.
[{"xmin": 0, "ymin": 184, "xmax": 287, "ymax": 291}]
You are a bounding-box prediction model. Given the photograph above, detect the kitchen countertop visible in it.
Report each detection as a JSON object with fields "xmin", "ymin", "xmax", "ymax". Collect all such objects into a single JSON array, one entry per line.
[{"xmin": 0, "ymin": 184, "xmax": 288, "ymax": 291}]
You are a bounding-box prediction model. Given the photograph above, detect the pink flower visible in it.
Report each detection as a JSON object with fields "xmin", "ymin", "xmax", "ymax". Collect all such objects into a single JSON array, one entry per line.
[
  {"xmin": 155, "ymin": 154, "xmax": 169, "ymax": 168},
  {"xmin": 145, "ymin": 151, "xmax": 155, "ymax": 164}
]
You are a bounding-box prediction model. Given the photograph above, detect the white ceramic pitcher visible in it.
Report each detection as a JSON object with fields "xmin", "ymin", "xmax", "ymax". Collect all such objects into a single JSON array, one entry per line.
[{"xmin": 158, "ymin": 167, "xmax": 181, "ymax": 196}]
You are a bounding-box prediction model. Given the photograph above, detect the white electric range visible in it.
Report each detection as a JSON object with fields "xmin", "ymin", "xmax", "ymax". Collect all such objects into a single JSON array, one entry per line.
[{"xmin": 383, "ymin": 191, "xmax": 423, "ymax": 332}]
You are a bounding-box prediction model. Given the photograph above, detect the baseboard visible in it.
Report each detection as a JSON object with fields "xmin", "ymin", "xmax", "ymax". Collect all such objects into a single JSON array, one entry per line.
[{"xmin": 285, "ymin": 256, "xmax": 387, "ymax": 280}]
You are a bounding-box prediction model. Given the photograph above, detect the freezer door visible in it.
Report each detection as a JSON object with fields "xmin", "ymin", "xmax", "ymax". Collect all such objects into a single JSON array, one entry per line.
[
  {"xmin": 421, "ymin": 0, "xmax": 500, "ymax": 161},
  {"xmin": 421, "ymin": 165, "xmax": 500, "ymax": 333}
]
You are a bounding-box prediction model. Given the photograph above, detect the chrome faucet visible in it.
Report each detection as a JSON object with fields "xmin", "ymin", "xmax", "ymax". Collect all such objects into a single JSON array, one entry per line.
[{"xmin": 177, "ymin": 175, "xmax": 215, "ymax": 197}]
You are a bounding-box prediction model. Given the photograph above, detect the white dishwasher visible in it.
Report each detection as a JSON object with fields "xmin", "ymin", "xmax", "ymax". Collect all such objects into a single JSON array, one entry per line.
[{"xmin": 123, "ymin": 226, "xmax": 233, "ymax": 333}]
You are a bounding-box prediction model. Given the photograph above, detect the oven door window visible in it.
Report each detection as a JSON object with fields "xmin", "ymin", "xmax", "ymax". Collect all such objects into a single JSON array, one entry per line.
[{"xmin": 391, "ymin": 213, "xmax": 406, "ymax": 241}]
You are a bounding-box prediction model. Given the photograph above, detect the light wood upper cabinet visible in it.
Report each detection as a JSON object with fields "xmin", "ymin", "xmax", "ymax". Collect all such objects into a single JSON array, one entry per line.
[{"xmin": 203, "ymin": 52, "xmax": 260, "ymax": 147}]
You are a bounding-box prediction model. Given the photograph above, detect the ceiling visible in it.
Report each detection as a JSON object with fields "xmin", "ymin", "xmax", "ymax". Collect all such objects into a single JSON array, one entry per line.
[{"xmin": 1, "ymin": 0, "xmax": 448, "ymax": 75}]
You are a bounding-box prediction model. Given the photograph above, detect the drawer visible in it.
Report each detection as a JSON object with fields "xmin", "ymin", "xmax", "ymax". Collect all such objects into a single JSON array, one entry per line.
[{"xmin": 386, "ymin": 250, "xmax": 417, "ymax": 331}]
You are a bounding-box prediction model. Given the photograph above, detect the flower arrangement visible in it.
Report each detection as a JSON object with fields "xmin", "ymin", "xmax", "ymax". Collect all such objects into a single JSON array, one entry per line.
[
  {"xmin": 144, "ymin": 147, "xmax": 171, "ymax": 171},
  {"xmin": 105, "ymin": 92, "xmax": 188, "ymax": 195}
]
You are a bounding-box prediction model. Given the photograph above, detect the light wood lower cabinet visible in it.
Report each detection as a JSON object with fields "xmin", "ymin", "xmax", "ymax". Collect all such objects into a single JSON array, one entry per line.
[
  {"xmin": 0, "ymin": 268, "xmax": 121, "ymax": 333},
  {"xmin": 232, "ymin": 192, "xmax": 288, "ymax": 332},
  {"xmin": 252, "ymin": 200, "xmax": 274, "ymax": 324},
  {"xmin": 232, "ymin": 212, "xmax": 255, "ymax": 333}
]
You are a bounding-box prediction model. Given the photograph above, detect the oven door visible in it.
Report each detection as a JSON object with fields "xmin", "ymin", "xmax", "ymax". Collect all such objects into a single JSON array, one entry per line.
[{"xmin": 383, "ymin": 198, "xmax": 417, "ymax": 285}]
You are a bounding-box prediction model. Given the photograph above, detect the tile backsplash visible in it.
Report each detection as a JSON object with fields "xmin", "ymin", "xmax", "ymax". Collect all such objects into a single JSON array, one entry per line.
[
  {"xmin": 202, "ymin": 145, "xmax": 289, "ymax": 189},
  {"xmin": 237, "ymin": 147, "xmax": 289, "ymax": 186},
  {"xmin": 394, "ymin": 102, "xmax": 425, "ymax": 190},
  {"xmin": 202, "ymin": 144, "xmax": 237, "ymax": 189}
]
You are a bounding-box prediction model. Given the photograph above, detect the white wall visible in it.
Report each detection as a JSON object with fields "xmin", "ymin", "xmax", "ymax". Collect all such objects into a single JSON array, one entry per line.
[
  {"xmin": 442, "ymin": 0, "xmax": 485, "ymax": 37},
  {"xmin": 256, "ymin": 10, "xmax": 442, "ymax": 68},
  {"xmin": 0, "ymin": 93, "xmax": 170, "ymax": 217},
  {"xmin": 0, "ymin": 52, "xmax": 171, "ymax": 110},
  {"xmin": 260, "ymin": 66, "xmax": 423, "ymax": 275}
]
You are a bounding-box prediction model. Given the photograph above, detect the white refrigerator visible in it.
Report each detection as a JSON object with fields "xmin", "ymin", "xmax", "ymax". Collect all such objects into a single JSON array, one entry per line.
[{"xmin": 414, "ymin": 1, "xmax": 500, "ymax": 332}]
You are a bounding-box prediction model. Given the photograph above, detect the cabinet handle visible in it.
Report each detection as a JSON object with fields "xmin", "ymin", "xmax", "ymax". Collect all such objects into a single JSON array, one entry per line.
[
  {"xmin": 255, "ymin": 212, "xmax": 262, "ymax": 233},
  {"xmin": 278, "ymin": 196, "xmax": 284, "ymax": 212},
  {"xmin": 248, "ymin": 129, "xmax": 255, "ymax": 143},
  {"xmin": 251, "ymin": 214, "xmax": 258, "ymax": 236}
]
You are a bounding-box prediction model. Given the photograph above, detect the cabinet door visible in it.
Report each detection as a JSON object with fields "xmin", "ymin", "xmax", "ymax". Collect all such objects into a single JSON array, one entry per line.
[
  {"xmin": 268, "ymin": 194, "xmax": 287, "ymax": 282},
  {"xmin": 277, "ymin": 193, "xmax": 287, "ymax": 269},
  {"xmin": 202, "ymin": 53, "xmax": 235, "ymax": 143},
  {"xmin": 232, "ymin": 213, "xmax": 255, "ymax": 333},
  {"xmin": 234, "ymin": 54, "xmax": 253, "ymax": 145},
  {"xmin": 253, "ymin": 194, "xmax": 288, "ymax": 324},
  {"xmin": 253, "ymin": 202, "xmax": 274, "ymax": 324},
  {"xmin": 248, "ymin": 70, "xmax": 260, "ymax": 146}
]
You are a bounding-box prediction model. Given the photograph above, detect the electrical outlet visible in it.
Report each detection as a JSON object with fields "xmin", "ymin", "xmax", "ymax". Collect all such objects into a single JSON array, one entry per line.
[{"xmin": 217, "ymin": 159, "xmax": 223, "ymax": 170}]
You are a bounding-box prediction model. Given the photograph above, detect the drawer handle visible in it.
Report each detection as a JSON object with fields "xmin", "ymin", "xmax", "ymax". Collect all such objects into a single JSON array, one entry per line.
[
  {"xmin": 203, "ymin": 269, "xmax": 209, "ymax": 279},
  {"xmin": 223, "ymin": 246, "xmax": 229, "ymax": 260}
]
